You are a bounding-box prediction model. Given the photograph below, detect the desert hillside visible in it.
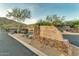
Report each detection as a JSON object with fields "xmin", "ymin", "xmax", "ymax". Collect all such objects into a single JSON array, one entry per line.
[{"xmin": 0, "ymin": 17, "xmax": 27, "ymax": 29}]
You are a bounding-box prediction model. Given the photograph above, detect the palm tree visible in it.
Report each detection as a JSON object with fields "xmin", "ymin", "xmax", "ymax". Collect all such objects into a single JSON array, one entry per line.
[{"xmin": 6, "ymin": 8, "xmax": 31, "ymax": 32}]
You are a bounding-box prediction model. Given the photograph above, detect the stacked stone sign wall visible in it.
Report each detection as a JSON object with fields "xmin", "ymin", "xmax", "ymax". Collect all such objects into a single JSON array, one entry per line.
[{"xmin": 33, "ymin": 25, "xmax": 72, "ymax": 55}]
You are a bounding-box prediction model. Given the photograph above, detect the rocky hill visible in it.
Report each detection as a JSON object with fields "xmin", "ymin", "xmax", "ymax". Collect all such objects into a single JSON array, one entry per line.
[{"xmin": 0, "ymin": 17, "xmax": 27, "ymax": 29}]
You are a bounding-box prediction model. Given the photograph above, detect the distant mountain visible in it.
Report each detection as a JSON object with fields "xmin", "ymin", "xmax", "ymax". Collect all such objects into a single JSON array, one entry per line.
[
  {"xmin": 0, "ymin": 17, "xmax": 27, "ymax": 29},
  {"xmin": 0, "ymin": 17, "xmax": 25, "ymax": 25}
]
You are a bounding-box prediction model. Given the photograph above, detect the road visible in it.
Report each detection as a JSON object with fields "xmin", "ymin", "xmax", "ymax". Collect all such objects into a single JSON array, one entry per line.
[
  {"xmin": 0, "ymin": 29, "xmax": 37, "ymax": 56},
  {"xmin": 63, "ymin": 34, "xmax": 79, "ymax": 47}
]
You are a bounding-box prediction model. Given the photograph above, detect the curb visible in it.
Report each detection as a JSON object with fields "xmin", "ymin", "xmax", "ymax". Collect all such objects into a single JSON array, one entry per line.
[
  {"xmin": 62, "ymin": 33, "xmax": 79, "ymax": 35},
  {"xmin": 71, "ymin": 44, "xmax": 79, "ymax": 49},
  {"xmin": 8, "ymin": 33, "xmax": 47, "ymax": 56}
]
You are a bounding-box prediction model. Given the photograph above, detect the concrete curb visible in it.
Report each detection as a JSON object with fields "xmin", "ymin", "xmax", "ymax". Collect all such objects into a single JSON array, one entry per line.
[
  {"xmin": 62, "ymin": 33, "xmax": 79, "ymax": 35},
  {"xmin": 8, "ymin": 33, "xmax": 47, "ymax": 56},
  {"xmin": 71, "ymin": 44, "xmax": 79, "ymax": 49}
]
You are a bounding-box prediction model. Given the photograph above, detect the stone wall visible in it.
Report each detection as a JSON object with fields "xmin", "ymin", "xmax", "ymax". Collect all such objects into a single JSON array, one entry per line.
[
  {"xmin": 33, "ymin": 25, "xmax": 72, "ymax": 55},
  {"xmin": 40, "ymin": 26, "xmax": 63, "ymax": 41}
]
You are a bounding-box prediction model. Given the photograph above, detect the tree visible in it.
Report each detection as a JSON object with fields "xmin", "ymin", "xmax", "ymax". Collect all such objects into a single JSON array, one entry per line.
[
  {"xmin": 6, "ymin": 8, "xmax": 31, "ymax": 32},
  {"xmin": 36, "ymin": 15, "xmax": 65, "ymax": 26},
  {"xmin": 36, "ymin": 19, "xmax": 51, "ymax": 26},
  {"xmin": 46, "ymin": 16, "xmax": 53, "ymax": 23},
  {"xmin": 71, "ymin": 20, "xmax": 79, "ymax": 28},
  {"xmin": 46, "ymin": 15, "xmax": 65, "ymax": 26}
]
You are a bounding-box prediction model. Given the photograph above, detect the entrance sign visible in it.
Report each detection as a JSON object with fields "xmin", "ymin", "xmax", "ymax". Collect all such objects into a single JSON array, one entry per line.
[{"xmin": 40, "ymin": 26, "xmax": 63, "ymax": 41}]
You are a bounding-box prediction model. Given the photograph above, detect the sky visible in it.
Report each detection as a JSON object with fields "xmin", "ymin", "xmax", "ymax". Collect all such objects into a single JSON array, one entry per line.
[{"xmin": 0, "ymin": 3, "xmax": 79, "ymax": 24}]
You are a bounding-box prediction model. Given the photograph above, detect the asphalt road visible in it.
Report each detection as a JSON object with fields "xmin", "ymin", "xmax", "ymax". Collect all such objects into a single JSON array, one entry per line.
[
  {"xmin": 63, "ymin": 34, "xmax": 79, "ymax": 47},
  {"xmin": 0, "ymin": 29, "xmax": 37, "ymax": 56}
]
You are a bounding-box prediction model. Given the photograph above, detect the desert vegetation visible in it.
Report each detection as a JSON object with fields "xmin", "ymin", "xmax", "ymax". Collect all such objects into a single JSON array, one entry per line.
[
  {"xmin": 0, "ymin": 8, "xmax": 79, "ymax": 33},
  {"xmin": 6, "ymin": 8, "xmax": 31, "ymax": 32}
]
